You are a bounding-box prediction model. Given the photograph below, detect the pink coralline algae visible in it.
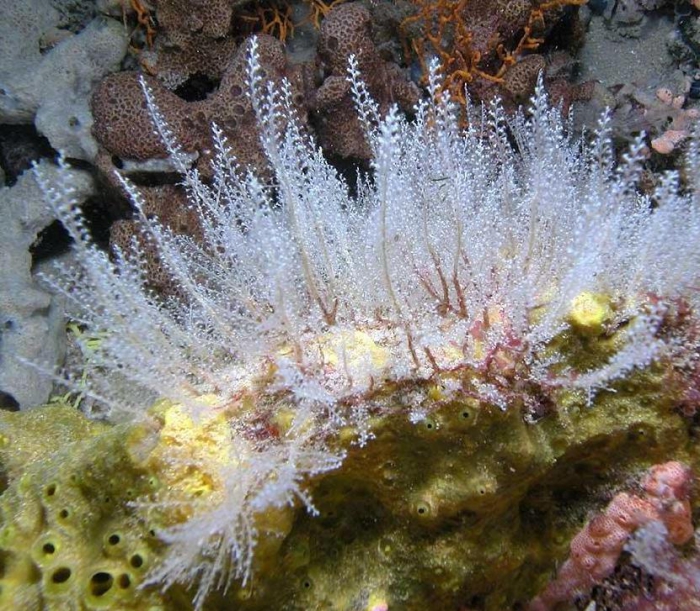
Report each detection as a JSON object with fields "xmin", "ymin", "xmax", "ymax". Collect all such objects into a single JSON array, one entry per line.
[{"xmin": 529, "ymin": 461, "xmax": 694, "ymax": 611}]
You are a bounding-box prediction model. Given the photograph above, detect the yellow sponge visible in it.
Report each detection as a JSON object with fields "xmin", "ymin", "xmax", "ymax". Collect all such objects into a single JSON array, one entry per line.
[{"xmin": 567, "ymin": 292, "xmax": 613, "ymax": 336}]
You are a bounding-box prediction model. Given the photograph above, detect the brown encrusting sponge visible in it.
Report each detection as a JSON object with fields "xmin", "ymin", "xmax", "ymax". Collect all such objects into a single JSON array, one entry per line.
[
  {"xmin": 313, "ymin": 3, "xmax": 421, "ymax": 159},
  {"xmin": 91, "ymin": 34, "xmax": 312, "ymax": 178}
]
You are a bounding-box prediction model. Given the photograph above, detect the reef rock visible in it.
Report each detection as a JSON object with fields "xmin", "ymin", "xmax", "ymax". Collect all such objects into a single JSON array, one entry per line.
[
  {"xmin": 0, "ymin": 162, "xmax": 92, "ymax": 409},
  {"xmin": 0, "ymin": 2, "xmax": 128, "ymax": 161}
]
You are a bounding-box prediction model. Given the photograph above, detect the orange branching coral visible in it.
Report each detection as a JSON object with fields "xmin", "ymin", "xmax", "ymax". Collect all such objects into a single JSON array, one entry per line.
[
  {"xmin": 239, "ymin": 0, "xmax": 344, "ymax": 43},
  {"xmin": 241, "ymin": 4, "xmax": 295, "ymax": 43},
  {"xmin": 401, "ymin": 0, "xmax": 586, "ymax": 104},
  {"xmin": 121, "ymin": 0, "xmax": 157, "ymax": 50},
  {"xmin": 306, "ymin": 0, "xmax": 345, "ymax": 29}
]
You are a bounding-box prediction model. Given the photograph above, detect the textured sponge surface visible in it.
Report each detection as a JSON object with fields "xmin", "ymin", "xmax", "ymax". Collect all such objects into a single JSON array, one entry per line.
[{"xmin": 0, "ymin": 405, "xmax": 177, "ymax": 611}]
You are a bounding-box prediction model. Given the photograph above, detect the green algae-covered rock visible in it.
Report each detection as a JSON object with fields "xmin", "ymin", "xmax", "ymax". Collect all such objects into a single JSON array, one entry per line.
[
  {"xmin": 0, "ymin": 363, "xmax": 696, "ymax": 611},
  {"xmin": 233, "ymin": 370, "xmax": 695, "ymax": 611},
  {"xmin": 0, "ymin": 404, "xmax": 190, "ymax": 611}
]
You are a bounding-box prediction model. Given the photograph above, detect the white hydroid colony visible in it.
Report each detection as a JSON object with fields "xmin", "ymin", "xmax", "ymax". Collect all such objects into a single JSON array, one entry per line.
[{"xmin": 36, "ymin": 38, "xmax": 700, "ymax": 605}]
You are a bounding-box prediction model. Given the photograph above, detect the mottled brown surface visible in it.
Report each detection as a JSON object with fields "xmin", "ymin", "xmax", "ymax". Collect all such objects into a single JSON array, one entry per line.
[{"xmin": 313, "ymin": 3, "xmax": 420, "ymax": 159}]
